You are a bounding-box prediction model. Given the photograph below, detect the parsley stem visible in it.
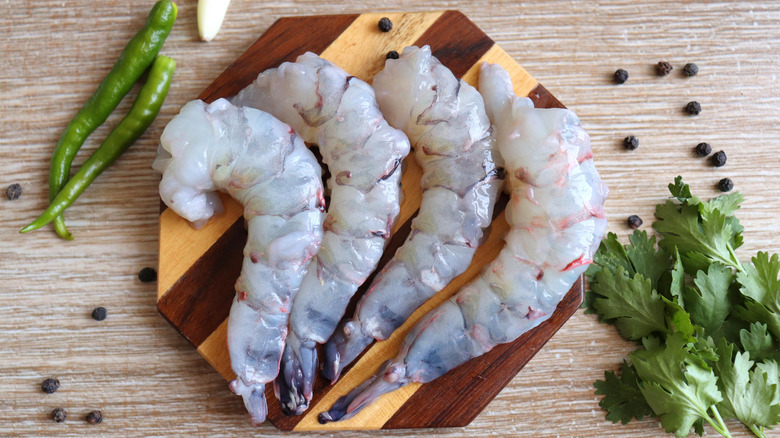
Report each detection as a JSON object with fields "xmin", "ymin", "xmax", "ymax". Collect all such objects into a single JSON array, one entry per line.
[
  {"xmin": 747, "ymin": 424, "xmax": 767, "ymax": 438},
  {"xmin": 727, "ymin": 245, "xmax": 745, "ymax": 273},
  {"xmin": 708, "ymin": 405, "xmax": 732, "ymax": 438}
]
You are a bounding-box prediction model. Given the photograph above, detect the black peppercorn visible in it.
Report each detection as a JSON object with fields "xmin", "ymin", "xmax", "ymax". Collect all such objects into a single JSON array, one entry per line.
[
  {"xmin": 91, "ymin": 307, "xmax": 107, "ymax": 321},
  {"xmin": 627, "ymin": 215, "xmax": 643, "ymax": 229},
  {"xmin": 685, "ymin": 101, "xmax": 702, "ymax": 115},
  {"xmin": 613, "ymin": 69, "xmax": 629, "ymax": 84},
  {"xmin": 138, "ymin": 267, "xmax": 157, "ymax": 283},
  {"xmin": 711, "ymin": 150, "xmax": 727, "ymax": 167},
  {"xmin": 378, "ymin": 17, "xmax": 392, "ymax": 32},
  {"xmin": 656, "ymin": 61, "xmax": 673, "ymax": 76},
  {"xmin": 623, "ymin": 135, "xmax": 639, "ymax": 151},
  {"xmin": 695, "ymin": 142, "xmax": 712, "ymax": 157},
  {"xmin": 41, "ymin": 378, "xmax": 60, "ymax": 394},
  {"xmin": 86, "ymin": 410, "xmax": 103, "ymax": 424},
  {"xmin": 5, "ymin": 183, "xmax": 22, "ymax": 200},
  {"xmin": 52, "ymin": 407, "xmax": 67, "ymax": 423},
  {"xmin": 386, "ymin": 50, "xmax": 399, "ymax": 60},
  {"xmin": 683, "ymin": 63, "xmax": 699, "ymax": 77},
  {"xmin": 718, "ymin": 178, "xmax": 734, "ymax": 192}
]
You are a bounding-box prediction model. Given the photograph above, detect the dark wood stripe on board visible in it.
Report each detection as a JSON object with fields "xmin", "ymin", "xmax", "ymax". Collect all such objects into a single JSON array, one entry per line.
[
  {"xmin": 157, "ymin": 218, "xmax": 246, "ymax": 347},
  {"xmin": 413, "ymin": 10, "xmax": 495, "ymax": 78},
  {"xmin": 384, "ymin": 278, "xmax": 584, "ymax": 428},
  {"xmin": 265, "ymin": 389, "xmax": 296, "ymax": 430},
  {"xmin": 528, "ymin": 83, "xmax": 566, "ymax": 109},
  {"xmin": 198, "ymin": 14, "xmax": 359, "ymax": 103}
]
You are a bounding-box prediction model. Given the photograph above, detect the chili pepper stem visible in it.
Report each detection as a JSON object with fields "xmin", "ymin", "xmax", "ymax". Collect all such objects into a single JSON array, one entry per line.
[{"xmin": 21, "ymin": 56, "xmax": 175, "ymax": 236}]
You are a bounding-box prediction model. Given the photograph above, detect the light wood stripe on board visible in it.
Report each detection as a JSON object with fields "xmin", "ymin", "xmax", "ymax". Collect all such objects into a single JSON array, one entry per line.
[
  {"xmin": 322, "ymin": 11, "xmax": 444, "ymax": 81},
  {"xmin": 157, "ymin": 193, "xmax": 242, "ymax": 300},
  {"xmin": 197, "ymin": 319, "xmax": 234, "ymax": 381}
]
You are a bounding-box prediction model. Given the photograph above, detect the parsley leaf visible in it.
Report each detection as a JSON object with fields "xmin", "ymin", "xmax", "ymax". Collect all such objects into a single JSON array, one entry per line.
[
  {"xmin": 590, "ymin": 267, "xmax": 668, "ymax": 340},
  {"xmin": 700, "ymin": 190, "xmax": 745, "ymax": 250},
  {"xmin": 691, "ymin": 332, "xmax": 720, "ymax": 365},
  {"xmin": 594, "ymin": 360, "xmax": 654, "ymax": 424},
  {"xmin": 709, "ymin": 317, "xmax": 749, "ymax": 349},
  {"xmin": 683, "ymin": 263, "xmax": 735, "ymax": 334},
  {"xmin": 737, "ymin": 252, "xmax": 780, "ymax": 306},
  {"xmin": 631, "ymin": 333, "xmax": 725, "ymax": 437},
  {"xmin": 663, "ymin": 297, "xmax": 696, "ymax": 343},
  {"xmin": 626, "ymin": 230, "xmax": 671, "ymax": 288},
  {"xmin": 653, "ymin": 177, "xmax": 743, "ymax": 273},
  {"xmin": 736, "ymin": 252, "xmax": 780, "ymax": 339},
  {"xmin": 586, "ymin": 230, "xmax": 669, "ymax": 285},
  {"xmin": 668, "ymin": 176, "xmax": 699, "ymax": 204},
  {"xmin": 714, "ymin": 340, "xmax": 780, "ymax": 432},
  {"xmin": 740, "ymin": 322, "xmax": 780, "ymax": 362},
  {"xmin": 668, "ymin": 176, "xmax": 744, "ymax": 218},
  {"xmin": 667, "ymin": 248, "xmax": 686, "ymax": 306},
  {"xmin": 585, "ymin": 232, "xmax": 633, "ymax": 314},
  {"xmin": 737, "ymin": 301, "xmax": 780, "ymax": 344},
  {"xmin": 757, "ymin": 361, "xmax": 780, "ymax": 389},
  {"xmin": 590, "ymin": 232, "xmax": 633, "ymax": 275},
  {"xmin": 703, "ymin": 191, "xmax": 745, "ymax": 221},
  {"xmin": 586, "ymin": 231, "xmax": 671, "ymax": 315}
]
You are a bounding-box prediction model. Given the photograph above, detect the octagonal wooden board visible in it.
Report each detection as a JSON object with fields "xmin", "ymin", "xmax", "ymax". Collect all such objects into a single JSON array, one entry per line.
[{"xmin": 156, "ymin": 10, "xmax": 583, "ymax": 431}]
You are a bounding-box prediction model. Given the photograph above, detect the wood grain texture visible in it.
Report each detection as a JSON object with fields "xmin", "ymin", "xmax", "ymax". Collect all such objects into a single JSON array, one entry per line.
[{"xmin": 2, "ymin": 1, "xmax": 779, "ymax": 436}]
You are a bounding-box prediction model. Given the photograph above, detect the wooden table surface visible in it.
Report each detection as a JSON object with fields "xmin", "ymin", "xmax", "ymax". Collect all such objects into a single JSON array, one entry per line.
[{"xmin": 2, "ymin": 1, "xmax": 778, "ymax": 436}]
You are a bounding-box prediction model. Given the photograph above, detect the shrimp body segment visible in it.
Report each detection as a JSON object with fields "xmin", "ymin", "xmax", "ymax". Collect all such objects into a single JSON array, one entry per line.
[
  {"xmin": 233, "ymin": 53, "xmax": 411, "ymax": 415},
  {"xmin": 154, "ymin": 99, "xmax": 325, "ymax": 425},
  {"xmin": 324, "ymin": 45, "xmax": 505, "ymax": 382},
  {"xmin": 319, "ymin": 62, "xmax": 608, "ymax": 423}
]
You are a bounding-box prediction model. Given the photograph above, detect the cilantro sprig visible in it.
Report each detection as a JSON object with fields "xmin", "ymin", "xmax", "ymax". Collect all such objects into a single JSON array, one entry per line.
[{"xmin": 587, "ymin": 177, "xmax": 780, "ymax": 438}]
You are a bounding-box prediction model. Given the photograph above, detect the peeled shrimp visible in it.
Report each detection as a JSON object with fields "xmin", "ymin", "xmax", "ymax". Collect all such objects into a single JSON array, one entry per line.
[
  {"xmin": 319, "ymin": 62, "xmax": 608, "ymax": 423},
  {"xmin": 232, "ymin": 52, "xmax": 410, "ymax": 415},
  {"xmin": 323, "ymin": 45, "xmax": 505, "ymax": 382},
  {"xmin": 153, "ymin": 98, "xmax": 325, "ymax": 424}
]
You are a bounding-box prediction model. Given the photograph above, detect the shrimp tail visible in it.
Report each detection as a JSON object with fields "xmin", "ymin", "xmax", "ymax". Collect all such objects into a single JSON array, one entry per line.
[
  {"xmin": 229, "ymin": 379, "xmax": 268, "ymax": 426},
  {"xmin": 274, "ymin": 333, "xmax": 317, "ymax": 416},
  {"xmin": 322, "ymin": 320, "xmax": 374, "ymax": 382},
  {"xmin": 318, "ymin": 360, "xmax": 406, "ymax": 424}
]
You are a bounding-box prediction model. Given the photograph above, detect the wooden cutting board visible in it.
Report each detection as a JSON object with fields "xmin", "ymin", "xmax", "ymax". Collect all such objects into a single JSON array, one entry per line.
[{"xmin": 156, "ymin": 10, "xmax": 582, "ymax": 431}]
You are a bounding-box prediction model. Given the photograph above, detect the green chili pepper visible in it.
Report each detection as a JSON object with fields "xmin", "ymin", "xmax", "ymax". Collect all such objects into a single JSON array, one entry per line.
[
  {"xmin": 48, "ymin": 0, "xmax": 177, "ymax": 240},
  {"xmin": 22, "ymin": 56, "xmax": 176, "ymax": 235}
]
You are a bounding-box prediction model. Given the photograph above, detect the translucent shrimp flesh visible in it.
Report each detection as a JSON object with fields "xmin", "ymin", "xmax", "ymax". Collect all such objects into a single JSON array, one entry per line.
[
  {"xmin": 323, "ymin": 45, "xmax": 505, "ymax": 383},
  {"xmin": 318, "ymin": 62, "xmax": 608, "ymax": 423},
  {"xmin": 153, "ymin": 98, "xmax": 325, "ymax": 424},
  {"xmin": 232, "ymin": 52, "xmax": 411, "ymax": 415}
]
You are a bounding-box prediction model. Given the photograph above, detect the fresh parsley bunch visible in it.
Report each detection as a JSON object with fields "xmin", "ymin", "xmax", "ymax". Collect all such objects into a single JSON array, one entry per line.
[{"xmin": 586, "ymin": 176, "xmax": 780, "ymax": 438}]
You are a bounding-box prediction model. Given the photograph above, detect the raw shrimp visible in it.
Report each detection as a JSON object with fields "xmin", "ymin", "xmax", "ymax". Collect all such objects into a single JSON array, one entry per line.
[
  {"xmin": 323, "ymin": 45, "xmax": 505, "ymax": 382},
  {"xmin": 319, "ymin": 62, "xmax": 608, "ymax": 423},
  {"xmin": 153, "ymin": 98, "xmax": 325, "ymax": 425},
  {"xmin": 232, "ymin": 52, "xmax": 410, "ymax": 415}
]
